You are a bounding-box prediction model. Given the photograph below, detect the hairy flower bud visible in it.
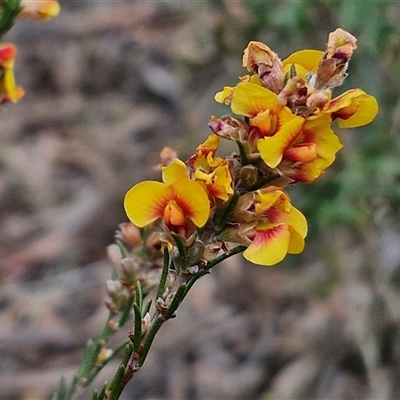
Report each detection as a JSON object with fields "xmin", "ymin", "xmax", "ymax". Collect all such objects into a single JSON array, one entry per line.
[
  {"xmin": 240, "ymin": 165, "xmax": 259, "ymax": 189},
  {"xmin": 316, "ymin": 28, "xmax": 357, "ymax": 90},
  {"xmin": 115, "ymin": 223, "xmax": 142, "ymax": 247},
  {"xmin": 232, "ymin": 192, "xmax": 257, "ymax": 223},
  {"xmin": 243, "ymin": 41, "xmax": 284, "ymax": 93},
  {"xmin": 208, "ymin": 115, "xmax": 249, "ymax": 142}
]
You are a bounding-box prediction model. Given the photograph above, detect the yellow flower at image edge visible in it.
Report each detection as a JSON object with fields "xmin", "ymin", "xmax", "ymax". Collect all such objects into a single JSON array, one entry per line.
[
  {"xmin": 19, "ymin": 0, "xmax": 60, "ymax": 20},
  {"xmin": 0, "ymin": 43, "xmax": 24, "ymax": 103},
  {"xmin": 124, "ymin": 160, "xmax": 210, "ymax": 230}
]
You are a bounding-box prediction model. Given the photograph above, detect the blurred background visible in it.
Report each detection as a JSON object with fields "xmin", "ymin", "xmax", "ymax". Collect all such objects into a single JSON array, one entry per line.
[{"xmin": 1, "ymin": 0, "xmax": 400, "ymax": 399}]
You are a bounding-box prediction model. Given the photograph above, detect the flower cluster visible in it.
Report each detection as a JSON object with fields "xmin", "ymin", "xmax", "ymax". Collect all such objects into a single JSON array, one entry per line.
[
  {"xmin": 124, "ymin": 29, "xmax": 378, "ymax": 267},
  {"xmin": 0, "ymin": 0, "xmax": 60, "ymax": 104}
]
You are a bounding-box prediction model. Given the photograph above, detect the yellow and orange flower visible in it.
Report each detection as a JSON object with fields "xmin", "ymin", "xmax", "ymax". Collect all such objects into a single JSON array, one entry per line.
[
  {"xmin": 227, "ymin": 187, "xmax": 307, "ymax": 266},
  {"xmin": 186, "ymin": 134, "xmax": 234, "ymax": 202},
  {"xmin": 19, "ymin": 0, "xmax": 60, "ymax": 20},
  {"xmin": 215, "ymin": 42, "xmax": 378, "ymax": 183},
  {"xmin": 215, "ymin": 81, "xmax": 303, "ymax": 142},
  {"xmin": 124, "ymin": 159, "xmax": 210, "ymax": 235},
  {"xmin": 0, "ymin": 43, "xmax": 24, "ymax": 103},
  {"xmin": 258, "ymin": 112, "xmax": 343, "ymax": 182},
  {"xmin": 247, "ymin": 188, "xmax": 307, "ymax": 266},
  {"xmin": 187, "ymin": 134, "xmax": 220, "ymax": 170},
  {"xmin": 194, "ymin": 159, "xmax": 233, "ymax": 202},
  {"xmin": 122, "ymin": 28, "xmax": 378, "ymax": 269}
]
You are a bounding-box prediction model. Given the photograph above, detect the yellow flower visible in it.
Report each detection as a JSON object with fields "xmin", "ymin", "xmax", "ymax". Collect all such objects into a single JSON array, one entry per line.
[
  {"xmin": 188, "ymin": 134, "xmax": 220, "ymax": 171},
  {"xmin": 326, "ymin": 88, "xmax": 378, "ymax": 128},
  {"xmin": 281, "ymin": 37, "xmax": 378, "ymax": 123},
  {"xmin": 240, "ymin": 188, "xmax": 307, "ymax": 266},
  {"xmin": 216, "ymin": 81, "xmax": 303, "ymax": 141},
  {"xmin": 19, "ymin": 0, "xmax": 60, "ymax": 20},
  {"xmin": 258, "ymin": 113, "xmax": 343, "ymax": 182},
  {"xmin": 124, "ymin": 159, "xmax": 210, "ymax": 233},
  {"xmin": 0, "ymin": 43, "xmax": 24, "ymax": 103},
  {"xmin": 186, "ymin": 135, "xmax": 233, "ymax": 202},
  {"xmin": 282, "ymin": 49, "xmax": 324, "ymax": 78},
  {"xmin": 195, "ymin": 159, "xmax": 233, "ymax": 202}
]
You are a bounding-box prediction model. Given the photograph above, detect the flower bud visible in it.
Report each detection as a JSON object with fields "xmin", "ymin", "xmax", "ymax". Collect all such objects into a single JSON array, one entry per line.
[
  {"xmin": 141, "ymin": 312, "xmax": 151, "ymax": 334},
  {"xmin": 240, "ymin": 165, "xmax": 259, "ymax": 189},
  {"xmin": 243, "ymin": 41, "xmax": 284, "ymax": 93},
  {"xmin": 208, "ymin": 115, "xmax": 249, "ymax": 142},
  {"xmin": 105, "ymin": 279, "xmax": 123, "ymax": 297},
  {"xmin": 165, "ymin": 270, "xmax": 177, "ymax": 288},
  {"xmin": 107, "ymin": 244, "xmax": 123, "ymax": 266},
  {"xmin": 316, "ymin": 29, "xmax": 357, "ymax": 90},
  {"xmin": 203, "ymin": 242, "xmax": 224, "ymax": 261},
  {"xmin": 115, "ymin": 223, "xmax": 142, "ymax": 247},
  {"xmin": 121, "ymin": 258, "xmax": 138, "ymax": 278},
  {"xmin": 159, "ymin": 147, "xmax": 177, "ymax": 168},
  {"xmin": 232, "ymin": 192, "xmax": 257, "ymax": 223},
  {"xmin": 96, "ymin": 348, "xmax": 113, "ymax": 367}
]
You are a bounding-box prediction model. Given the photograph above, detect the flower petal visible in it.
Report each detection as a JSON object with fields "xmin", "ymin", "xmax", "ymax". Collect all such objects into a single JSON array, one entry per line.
[
  {"xmin": 282, "ymin": 50, "xmax": 324, "ymax": 75},
  {"xmin": 283, "ymin": 143, "xmax": 318, "ymax": 163},
  {"xmin": 288, "ymin": 206, "xmax": 308, "ymax": 239},
  {"xmin": 282, "ymin": 157, "xmax": 332, "ymax": 183},
  {"xmin": 302, "ymin": 114, "xmax": 343, "ymax": 160},
  {"xmin": 257, "ymin": 116, "xmax": 304, "ymax": 168},
  {"xmin": 170, "ymin": 179, "xmax": 210, "ymax": 227},
  {"xmin": 215, "ymin": 86, "xmax": 234, "ymax": 104},
  {"xmin": 243, "ymin": 223, "xmax": 290, "ymax": 266},
  {"xmin": 195, "ymin": 161, "xmax": 233, "ymax": 201},
  {"xmin": 287, "ymin": 225, "xmax": 306, "ymax": 254},
  {"xmin": 124, "ymin": 181, "xmax": 171, "ymax": 227},
  {"xmin": 328, "ymin": 89, "xmax": 378, "ymax": 128},
  {"xmin": 231, "ymin": 82, "xmax": 280, "ymax": 117},
  {"xmin": 162, "ymin": 159, "xmax": 188, "ymax": 185}
]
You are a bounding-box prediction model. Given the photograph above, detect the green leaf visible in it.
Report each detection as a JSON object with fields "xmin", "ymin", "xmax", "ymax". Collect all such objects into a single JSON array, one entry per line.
[
  {"xmin": 142, "ymin": 299, "xmax": 152, "ymax": 317},
  {"xmin": 108, "ymin": 364, "xmax": 126, "ymax": 400},
  {"xmin": 0, "ymin": 0, "xmax": 22, "ymax": 38},
  {"xmin": 76, "ymin": 339, "xmax": 95, "ymax": 378},
  {"xmin": 118, "ymin": 292, "xmax": 135, "ymax": 327},
  {"xmin": 156, "ymin": 247, "xmax": 170, "ymax": 299},
  {"xmin": 135, "ymin": 280, "xmax": 143, "ymax": 312},
  {"xmin": 170, "ymin": 233, "xmax": 188, "ymax": 271},
  {"xmin": 132, "ymin": 303, "xmax": 142, "ymax": 353},
  {"xmin": 91, "ymin": 388, "xmax": 98, "ymax": 400},
  {"xmin": 95, "ymin": 382, "xmax": 108, "ymax": 400}
]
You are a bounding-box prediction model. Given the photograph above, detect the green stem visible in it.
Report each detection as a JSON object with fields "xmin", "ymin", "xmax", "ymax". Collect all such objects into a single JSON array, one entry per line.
[
  {"xmin": 236, "ymin": 140, "xmax": 251, "ymax": 166},
  {"xmin": 138, "ymin": 316, "xmax": 165, "ymax": 367}
]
